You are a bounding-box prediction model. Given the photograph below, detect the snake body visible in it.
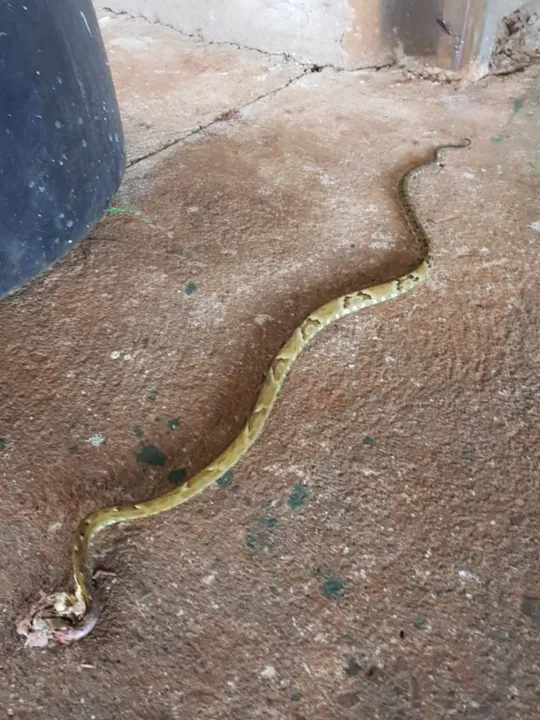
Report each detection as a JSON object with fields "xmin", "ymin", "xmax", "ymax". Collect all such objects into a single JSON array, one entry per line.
[{"xmin": 19, "ymin": 139, "xmax": 470, "ymax": 645}]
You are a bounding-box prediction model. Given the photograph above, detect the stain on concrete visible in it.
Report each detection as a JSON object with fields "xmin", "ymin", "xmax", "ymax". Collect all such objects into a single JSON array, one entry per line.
[
  {"xmin": 287, "ymin": 482, "xmax": 310, "ymax": 509},
  {"xmin": 217, "ymin": 469, "xmax": 233, "ymax": 488},
  {"xmin": 136, "ymin": 443, "xmax": 166, "ymax": 466},
  {"xmin": 336, "ymin": 691, "xmax": 360, "ymax": 709},
  {"xmin": 314, "ymin": 567, "xmax": 346, "ymax": 602},
  {"xmin": 345, "ymin": 659, "xmax": 362, "ymax": 677},
  {"xmin": 168, "ymin": 468, "xmax": 187, "ymax": 485},
  {"xmin": 521, "ymin": 596, "xmax": 540, "ymax": 626}
]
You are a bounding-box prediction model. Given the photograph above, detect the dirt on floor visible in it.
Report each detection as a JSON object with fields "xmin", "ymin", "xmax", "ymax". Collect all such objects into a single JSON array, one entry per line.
[{"xmin": 1, "ymin": 11, "xmax": 539, "ymax": 720}]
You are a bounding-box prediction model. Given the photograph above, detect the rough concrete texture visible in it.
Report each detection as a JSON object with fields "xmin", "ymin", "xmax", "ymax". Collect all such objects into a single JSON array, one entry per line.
[
  {"xmin": 97, "ymin": 13, "xmax": 304, "ymax": 164},
  {"xmin": 95, "ymin": 0, "xmax": 392, "ymax": 69},
  {"xmin": 2, "ymin": 10, "xmax": 540, "ymax": 720}
]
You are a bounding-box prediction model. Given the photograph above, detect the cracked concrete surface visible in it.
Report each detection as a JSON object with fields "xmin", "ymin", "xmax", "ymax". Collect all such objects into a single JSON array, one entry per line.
[
  {"xmin": 1, "ymin": 10, "xmax": 540, "ymax": 720},
  {"xmin": 97, "ymin": 0, "xmax": 382, "ymax": 69},
  {"xmin": 97, "ymin": 12, "xmax": 306, "ymax": 165}
]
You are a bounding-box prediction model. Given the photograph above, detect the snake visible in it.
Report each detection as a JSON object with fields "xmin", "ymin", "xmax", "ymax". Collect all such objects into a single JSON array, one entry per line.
[{"xmin": 17, "ymin": 138, "xmax": 471, "ymax": 646}]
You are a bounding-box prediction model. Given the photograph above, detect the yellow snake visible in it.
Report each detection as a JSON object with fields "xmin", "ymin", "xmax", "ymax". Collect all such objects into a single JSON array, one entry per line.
[{"xmin": 17, "ymin": 138, "xmax": 471, "ymax": 646}]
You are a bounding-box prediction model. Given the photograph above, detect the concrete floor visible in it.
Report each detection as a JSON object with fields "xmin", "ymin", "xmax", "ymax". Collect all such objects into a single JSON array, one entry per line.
[{"xmin": 1, "ymin": 11, "xmax": 540, "ymax": 720}]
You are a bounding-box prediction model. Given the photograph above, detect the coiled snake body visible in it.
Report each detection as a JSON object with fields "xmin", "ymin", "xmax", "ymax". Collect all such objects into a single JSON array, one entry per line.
[{"xmin": 18, "ymin": 139, "xmax": 470, "ymax": 646}]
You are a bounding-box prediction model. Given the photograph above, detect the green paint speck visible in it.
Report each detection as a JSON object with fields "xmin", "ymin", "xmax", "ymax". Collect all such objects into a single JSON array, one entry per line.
[
  {"xmin": 136, "ymin": 443, "xmax": 166, "ymax": 466},
  {"xmin": 461, "ymin": 449, "xmax": 475, "ymax": 462},
  {"xmin": 217, "ymin": 470, "xmax": 233, "ymax": 488},
  {"xmin": 290, "ymin": 692, "xmax": 301, "ymax": 702},
  {"xmin": 0, "ymin": 438, "xmax": 5, "ymax": 451},
  {"xmin": 68, "ymin": 445, "xmax": 78, "ymax": 454},
  {"xmin": 106, "ymin": 205, "xmax": 150, "ymax": 222},
  {"xmin": 491, "ymin": 133, "xmax": 505, "ymax": 145},
  {"xmin": 288, "ymin": 482, "xmax": 310, "ymax": 510},
  {"xmin": 513, "ymin": 96, "xmax": 524, "ymax": 113},
  {"xmin": 413, "ymin": 616, "xmax": 426, "ymax": 628},
  {"xmin": 134, "ymin": 426, "xmax": 144, "ymax": 438},
  {"xmin": 322, "ymin": 576, "xmax": 345, "ymax": 602},
  {"xmin": 146, "ymin": 390, "xmax": 157, "ymax": 400},
  {"xmin": 167, "ymin": 418, "xmax": 180, "ymax": 431},
  {"xmin": 169, "ymin": 468, "xmax": 187, "ymax": 485},
  {"xmin": 185, "ymin": 282, "xmax": 197, "ymax": 295},
  {"xmin": 362, "ymin": 435, "xmax": 375, "ymax": 447},
  {"xmin": 314, "ymin": 567, "xmax": 345, "ymax": 602}
]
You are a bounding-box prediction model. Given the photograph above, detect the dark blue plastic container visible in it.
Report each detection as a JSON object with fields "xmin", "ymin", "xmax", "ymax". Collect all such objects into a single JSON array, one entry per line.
[{"xmin": 0, "ymin": 0, "xmax": 125, "ymax": 299}]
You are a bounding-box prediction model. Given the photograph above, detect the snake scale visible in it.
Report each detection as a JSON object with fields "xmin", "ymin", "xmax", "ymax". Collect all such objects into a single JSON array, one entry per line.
[{"xmin": 18, "ymin": 138, "xmax": 471, "ymax": 646}]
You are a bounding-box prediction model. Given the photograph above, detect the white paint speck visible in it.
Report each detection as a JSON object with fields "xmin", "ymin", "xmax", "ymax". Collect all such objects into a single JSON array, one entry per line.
[
  {"xmin": 87, "ymin": 433, "xmax": 105, "ymax": 448},
  {"xmin": 202, "ymin": 572, "xmax": 217, "ymax": 585},
  {"xmin": 371, "ymin": 231, "xmax": 392, "ymax": 250},
  {"xmin": 479, "ymin": 247, "xmax": 490, "ymax": 254},
  {"xmin": 462, "ymin": 171, "xmax": 475, "ymax": 180},
  {"xmin": 66, "ymin": 220, "xmax": 73, "ymax": 228},
  {"xmin": 260, "ymin": 665, "xmax": 276, "ymax": 679},
  {"xmin": 316, "ymin": 172, "xmax": 335, "ymax": 187},
  {"xmin": 458, "ymin": 569, "xmax": 477, "ymax": 582},
  {"xmin": 48, "ymin": 521, "xmax": 62, "ymax": 534},
  {"xmin": 530, "ymin": 220, "xmax": 540, "ymax": 232},
  {"xmin": 80, "ymin": 11, "xmax": 93, "ymax": 38},
  {"xmin": 28, "ymin": 181, "xmax": 35, "ymax": 188},
  {"xmin": 187, "ymin": 206, "xmax": 199, "ymax": 214},
  {"xmin": 110, "ymin": 351, "xmax": 121, "ymax": 360}
]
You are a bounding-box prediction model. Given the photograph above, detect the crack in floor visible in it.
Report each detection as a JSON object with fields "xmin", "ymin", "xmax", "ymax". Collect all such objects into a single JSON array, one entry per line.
[
  {"xmin": 126, "ymin": 66, "xmax": 308, "ymax": 168},
  {"xmin": 99, "ymin": 4, "xmax": 396, "ymax": 74},
  {"xmin": 100, "ymin": 6, "xmax": 397, "ymax": 168}
]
